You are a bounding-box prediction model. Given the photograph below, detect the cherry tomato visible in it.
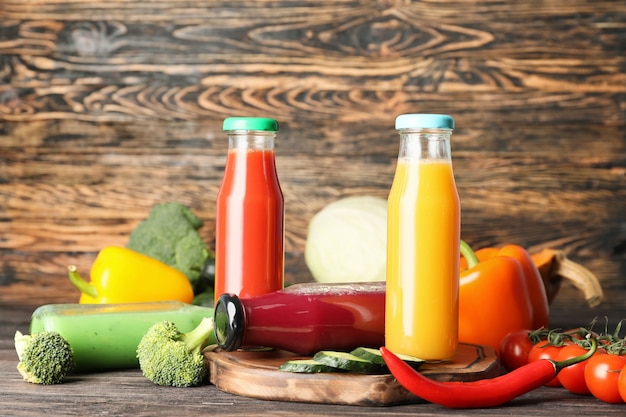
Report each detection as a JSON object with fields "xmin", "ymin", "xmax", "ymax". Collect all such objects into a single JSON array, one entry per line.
[
  {"xmin": 528, "ymin": 342, "xmax": 563, "ymax": 387},
  {"xmin": 584, "ymin": 353, "xmax": 626, "ymax": 403},
  {"xmin": 618, "ymin": 364, "xmax": 626, "ymax": 402},
  {"xmin": 499, "ymin": 329, "xmax": 534, "ymax": 371},
  {"xmin": 556, "ymin": 343, "xmax": 592, "ymax": 394}
]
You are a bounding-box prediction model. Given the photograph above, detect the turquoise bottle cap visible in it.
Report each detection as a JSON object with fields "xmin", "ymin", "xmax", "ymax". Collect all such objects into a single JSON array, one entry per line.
[
  {"xmin": 395, "ymin": 114, "xmax": 455, "ymax": 130},
  {"xmin": 223, "ymin": 117, "xmax": 279, "ymax": 132}
]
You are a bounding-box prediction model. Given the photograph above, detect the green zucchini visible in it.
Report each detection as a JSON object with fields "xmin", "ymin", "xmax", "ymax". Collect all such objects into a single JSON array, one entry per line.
[
  {"xmin": 349, "ymin": 347, "xmax": 387, "ymax": 365},
  {"xmin": 278, "ymin": 359, "xmax": 339, "ymax": 373},
  {"xmin": 312, "ymin": 351, "xmax": 386, "ymax": 374},
  {"xmin": 279, "ymin": 347, "xmax": 422, "ymax": 374},
  {"xmin": 350, "ymin": 346, "xmax": 425, "ymax": 370}
]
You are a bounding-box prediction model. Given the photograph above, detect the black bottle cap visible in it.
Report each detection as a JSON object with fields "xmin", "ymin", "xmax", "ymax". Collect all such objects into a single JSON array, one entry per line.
[{"xmin": 214, "ymin": 293, "xmax": 244, "ymax": 351}]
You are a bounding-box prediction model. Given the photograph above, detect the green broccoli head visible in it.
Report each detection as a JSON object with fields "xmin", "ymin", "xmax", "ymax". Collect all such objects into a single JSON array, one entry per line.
[
  {"xmin": 127, "ymin": 202, "xmax": 213, "ymax": 293},
  {"xmin": 14, "ymin": 331, "xmax": 75, "ymax": 385},
  {"xmin": 136, "ymin": 317, "xmax": 215, "ymax": 387}
]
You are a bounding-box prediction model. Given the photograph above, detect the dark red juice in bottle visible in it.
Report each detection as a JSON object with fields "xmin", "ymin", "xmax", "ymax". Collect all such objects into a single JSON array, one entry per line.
[{"xmin": 214, "ymin": 282, "xmax": 385, "ymax": 355}]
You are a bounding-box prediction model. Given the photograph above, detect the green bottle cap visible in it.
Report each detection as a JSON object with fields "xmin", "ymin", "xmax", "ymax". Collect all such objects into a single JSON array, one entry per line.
[
  {"xmin": 223, "ymin": 117, "xmax": 279, "ymax": 132},
  {"xmin": 395, "ymin": 114, "xmax": 455, "ymax": 130}
]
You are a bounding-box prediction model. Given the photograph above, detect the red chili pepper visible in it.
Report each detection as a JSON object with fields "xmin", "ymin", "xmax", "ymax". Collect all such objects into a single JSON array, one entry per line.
[{"xmin": 380, "ymin": 338, "xmax": 597, "ymax": 409}]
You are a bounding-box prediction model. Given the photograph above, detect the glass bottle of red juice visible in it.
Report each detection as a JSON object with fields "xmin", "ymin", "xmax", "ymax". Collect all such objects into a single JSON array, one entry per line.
[
  {"xmin": 213, "ymin": 282, "xmax": 385, "ymax": 355},
  {"xmin": 214, "ymin": 117, "xmax": 284, "ymax": 304}
]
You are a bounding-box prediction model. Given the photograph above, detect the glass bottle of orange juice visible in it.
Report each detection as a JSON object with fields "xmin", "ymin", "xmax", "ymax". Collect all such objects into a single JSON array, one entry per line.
[{"xmin": 386, "ymin": 114, "xmax": 460, "ymax": 361}]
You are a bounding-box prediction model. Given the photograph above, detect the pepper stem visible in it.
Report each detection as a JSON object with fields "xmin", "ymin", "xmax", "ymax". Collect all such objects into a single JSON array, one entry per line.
[
  {"xmin": 67, "ymin": 265, "xmax": 98, "ymax": 298},
  {"xmin": 554, "ymin": 337, "xmax": 598, "ymax": 373},
  {"xmin": 460, "ymin": 240, "xmax": 480, "ymax": 269}
]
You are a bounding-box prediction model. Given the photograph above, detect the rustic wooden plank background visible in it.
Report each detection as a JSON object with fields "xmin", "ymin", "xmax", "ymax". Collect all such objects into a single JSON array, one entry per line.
[{"xmin": 0, "ymin": 1, "xmax": 624, "ymax": 317}]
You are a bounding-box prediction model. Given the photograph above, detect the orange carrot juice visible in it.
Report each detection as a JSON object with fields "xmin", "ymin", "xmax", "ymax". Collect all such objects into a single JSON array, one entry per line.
[{"xmin": 386, "ymin": 114, "xmax": 460, "ymax": 361}]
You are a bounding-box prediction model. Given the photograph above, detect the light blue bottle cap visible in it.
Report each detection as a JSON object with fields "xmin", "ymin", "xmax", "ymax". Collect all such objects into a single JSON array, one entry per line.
[
  {"xmin": 395, "ymin": 114, "xmax": 455, "ymax": 130},
  {"xmin": 223, "ymin": 117, "xmax": 279, "ymax": 132}
]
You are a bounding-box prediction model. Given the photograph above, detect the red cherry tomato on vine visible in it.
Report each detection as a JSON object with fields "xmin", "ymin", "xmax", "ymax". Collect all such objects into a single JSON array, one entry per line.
[
  {"xmin": 584, "ymin": 353, "xmax": 626, "ymax": 404},
  {"xmin": 556, "ymin": 344, "xmax": 592, "ymax": 394},
  {"xmin": 528, "ymin": 342, "xmax": 563, "ymax": 387},
  {"xmin": 618, "ymin": 364, "xmax": 626, "ymax": 402},
  {"xmin": 498, "ymin": 329, "xmax": 534, "ymax": 371}
]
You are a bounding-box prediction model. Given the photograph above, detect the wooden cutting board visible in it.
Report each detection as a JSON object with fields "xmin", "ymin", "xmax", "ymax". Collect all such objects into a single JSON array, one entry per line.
[{"xmin": 206, "ymin": 343, "xmax": 500, "ymax": 406}]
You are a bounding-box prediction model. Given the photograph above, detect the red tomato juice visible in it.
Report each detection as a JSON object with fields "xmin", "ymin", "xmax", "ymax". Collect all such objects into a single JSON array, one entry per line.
[{"xmin": 215, "ymin": 148, "xmax": 284, "ymax": 301}]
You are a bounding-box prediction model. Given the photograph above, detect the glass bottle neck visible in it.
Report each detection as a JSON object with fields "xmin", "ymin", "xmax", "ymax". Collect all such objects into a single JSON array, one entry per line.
[
  {"xmin": 397, "ymin": 128, "xmax": 452, "ymax": 161},
  {"xmin": 228, "ymin": 131, "xmax": 276, "ymax": 151}
]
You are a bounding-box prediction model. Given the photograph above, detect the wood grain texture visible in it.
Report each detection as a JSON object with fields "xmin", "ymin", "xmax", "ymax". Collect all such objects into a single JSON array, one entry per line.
[
  {"xmin": 0, "ymin": 1, "xmax": 624, "ymax": 316},
  {"xmin": 206, "ymin": 345, "xmax": 500, "ymax": 406}
]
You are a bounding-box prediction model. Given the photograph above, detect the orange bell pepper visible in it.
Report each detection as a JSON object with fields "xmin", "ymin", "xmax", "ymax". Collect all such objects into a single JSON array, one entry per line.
[
  {"xmin": 497, "ymin": 245, "xmax": 550, "ymax": 329},
  {"xmin": 458, "ymin": 241, "xmax": 549, "ymax": 350},
  {"xmin": 460, "ymin": 244, "xmax": 550, "ymax": 330}
]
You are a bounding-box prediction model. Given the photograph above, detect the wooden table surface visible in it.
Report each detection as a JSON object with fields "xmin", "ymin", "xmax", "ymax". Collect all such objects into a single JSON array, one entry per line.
[{"xmin": 2, "ymin": 303, "xmax": 625, "ymax": 417}]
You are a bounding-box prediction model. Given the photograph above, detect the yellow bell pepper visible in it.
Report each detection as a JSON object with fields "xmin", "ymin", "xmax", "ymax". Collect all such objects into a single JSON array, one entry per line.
[{"xmin": 68, "ymin": 246, "xmax": 194, "ymax": 304}]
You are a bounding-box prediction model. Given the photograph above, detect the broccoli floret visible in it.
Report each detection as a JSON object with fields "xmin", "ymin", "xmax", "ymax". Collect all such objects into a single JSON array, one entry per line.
[
  {"xmin": 127, "ymin": 202, "xmax": 214, "ymax": 295},
  {"xmin": 136, "ymin": 317, "xmax": 215, "ymax": 387},
  {"xmin": 14, "ymin": 331, "xmax": 75, "ymax": 385}
]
